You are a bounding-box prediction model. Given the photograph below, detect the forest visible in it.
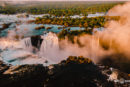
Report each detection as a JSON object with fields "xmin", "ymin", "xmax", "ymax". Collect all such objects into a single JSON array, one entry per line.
[
  {"xmin": 0, "ymin": 1, "xmax": 122, "ymax": 44},
  {"xmin": 35, "ymin": 15, "xmax": 120, "ymax": 43},
  {"xmin": 35, "ymin": 15, "xmax": 120, "ymax": 28},
  {"xmin": 0, "ymin": 1, "xmax": 123, "ymax": 16}
]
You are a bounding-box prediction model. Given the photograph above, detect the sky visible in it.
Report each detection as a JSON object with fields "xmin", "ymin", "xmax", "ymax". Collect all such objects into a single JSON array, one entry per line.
[{"xmin": 0, "ymin": 0, "xmax": 130, "ymax": 1}]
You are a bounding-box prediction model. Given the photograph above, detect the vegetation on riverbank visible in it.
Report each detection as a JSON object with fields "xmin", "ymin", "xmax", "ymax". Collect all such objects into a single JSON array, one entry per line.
[
  {"xmin": 55, "ymin": 16, "xmax": 120, "ymax": 43},
  {"xmin": 35, "ymin": 15, "xmax": 120, "ymax": 28},
  {"xmin": 35, "ymin": 16, "xmax": 105, "ymax": 28}
]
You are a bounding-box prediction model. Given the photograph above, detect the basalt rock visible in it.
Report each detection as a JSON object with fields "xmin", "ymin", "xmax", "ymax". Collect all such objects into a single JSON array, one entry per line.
[
  {"xmin": 45, "ymin": 56, "xmax": 114, "ymax": 87},
  {"xmin": 31, "ymin": 35, "xmax": 43, "ymax": 49},
  {"xmin": 0, "ymin": 63, "xmax": 48, "ymax": 87},
  {"xmin": 0, "ymin": 56, "xmax": 130, "ymax": 87},
  {"xmin": 46, "ymin": 56, "xmax": 130, "ymax": 87},
  {"xmin": 0, "ymin": 60, "xmax": 10, "ymax": 76},
  {"xmin": 100, "ymin": 54, "xmax": 130, "ymax": 73},
  {"xmin": 0, "ymin": 23, "xmax": 11, "ymax": 33}
]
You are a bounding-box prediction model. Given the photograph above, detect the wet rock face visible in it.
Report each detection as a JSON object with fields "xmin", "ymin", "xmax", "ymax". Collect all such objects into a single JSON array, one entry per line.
[
  {"xmin": 31, "ymin": 35, "xmax": 43, "ymax": 49},
  {"xmin": 2, "ymin": 23, "xmax": 11, "ymax": 29},
  {"xmin": 0, "ymin": 23, "xmax": 11, "ymax": 33}
]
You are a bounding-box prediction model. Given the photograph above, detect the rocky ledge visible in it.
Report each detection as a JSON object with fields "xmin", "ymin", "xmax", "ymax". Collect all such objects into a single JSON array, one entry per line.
[{"xmin": 0, "ymin": 56, "xmax": 130, "ymax": 87}]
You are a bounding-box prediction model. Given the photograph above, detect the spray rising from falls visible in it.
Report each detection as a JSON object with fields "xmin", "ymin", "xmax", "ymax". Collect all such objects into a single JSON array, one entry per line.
[
  {"xmin": 0, "ymin": 32, "xmax": 60, "ymax": 65},
  {"xmin": 37, "ymin": 2, "xmax": 130, "ymax": 68},
  {"xmin": 0, "ymin": 31, "xmax": 100, "ymax": 64},
  {"xmin": 0, "ymin": 37, "xmax": 44, "ymax": 65}
]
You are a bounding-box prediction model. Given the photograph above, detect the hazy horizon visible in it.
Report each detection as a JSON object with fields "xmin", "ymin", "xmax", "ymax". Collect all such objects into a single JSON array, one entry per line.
[{"xmin": 0, "ymin": 0, "xmax": 129, "ymax": 1}]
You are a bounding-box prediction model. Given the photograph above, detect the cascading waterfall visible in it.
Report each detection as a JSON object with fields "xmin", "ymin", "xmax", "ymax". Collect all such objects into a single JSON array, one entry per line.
[
  {"xmin": 21, "ymin": 37, "xmax": 33, "ymax": 52},
  {"xmin": 1, "ymin": 31, "xmax": 104, "ymax": 65},
  {"xmin": 40, "ymin": 32, "xmax": 59, "ymax": 52},
  {"xmin": 39, "ymin": 32, "xmax": 59, "ymax": 62},
  {"xmin": 0, "ymin": 32, "xmax": 59, "ymax": 65},
  {"xmin": 0, "ymin": 29, "xmax": 117, "ymax": 65}
]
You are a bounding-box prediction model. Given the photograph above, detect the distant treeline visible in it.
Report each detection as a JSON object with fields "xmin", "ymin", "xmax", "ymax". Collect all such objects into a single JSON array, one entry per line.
[
  {"xmin": 0, "ymin": 1, "xmax": 124, "ymax": 16},
  {"xmin": 35, "ymin": 15, "xmax": 120, "ymax": 28}
]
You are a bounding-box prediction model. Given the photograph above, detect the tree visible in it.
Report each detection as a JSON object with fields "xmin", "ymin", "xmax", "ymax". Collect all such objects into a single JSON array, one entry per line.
[{"xmin": 83, "ymin": 22, "xmax": 88, "ymax": 28}]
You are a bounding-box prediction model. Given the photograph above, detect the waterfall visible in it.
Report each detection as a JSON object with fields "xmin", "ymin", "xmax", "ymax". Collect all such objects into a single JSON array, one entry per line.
[
  {"xmin": 21, "ymin": 37, "xmax": 33, "ymax": 52},
  {"xmin": 39, "ymin": 32, "xmax": 59, "ymax": 62},
  {"xmin": 0, "ymin": 32, "xmax": 59, "ymax": 65},
  {"xmin": 0, "ymin": 37, "xmax": 48, "ymax": 65},
  {"xmin": 40, "ymin": 32, "xmax": 59, "ymax": 53}
]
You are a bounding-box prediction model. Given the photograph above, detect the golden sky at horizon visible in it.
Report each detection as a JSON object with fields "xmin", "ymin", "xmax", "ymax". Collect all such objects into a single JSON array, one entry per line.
[{"xmin": 0, "ymin": 0, "xmax": 130, "ymax": 1}]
